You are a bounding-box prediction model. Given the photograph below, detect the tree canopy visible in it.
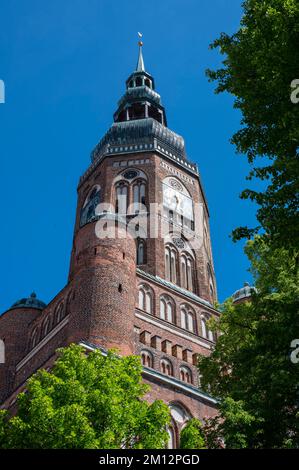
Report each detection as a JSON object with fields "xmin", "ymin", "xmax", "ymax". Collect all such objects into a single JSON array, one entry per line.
[
  {"xmin": 180, "ymin": 418, "xmax": 206, "ymax": 449},
  {"xmin": 199, "ymin": 0, "xmax": 299, "ymax": 448},
  {"xmin": 207, "ymin": 0, "xmax": 299, "ymax": 247},
  {"xmin": 0, "ymin": 345, "xmax": 170, "ymax": 449},
  {"xmin": 199, "ymin": 237, "xmax": 299, "ymax": 448}
]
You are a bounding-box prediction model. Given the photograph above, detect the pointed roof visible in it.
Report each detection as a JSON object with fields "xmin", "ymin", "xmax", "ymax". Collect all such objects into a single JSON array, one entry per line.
[
  {"xmin": 136, "ymin": 40, "xmax": 145, "ymax": 72},
  {"xmin": 87, "ymin": 40, "xmax": 200, "ymax": 179}
]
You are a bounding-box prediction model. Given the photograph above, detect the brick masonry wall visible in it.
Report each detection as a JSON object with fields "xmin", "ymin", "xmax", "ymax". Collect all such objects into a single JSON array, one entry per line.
[
  {"xmin": 67, "ymin": 220, "xmax": 137, "ymax": 355},
  {"xmin": 0, "ymin": 149, "xmax": 219, "ymax": 434},
  {"xmin": 0, "ymin": 307, "xmax": 41, "ymax": 402}
]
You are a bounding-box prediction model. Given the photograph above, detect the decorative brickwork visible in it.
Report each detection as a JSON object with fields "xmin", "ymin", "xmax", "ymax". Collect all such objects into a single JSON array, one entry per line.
[{"xmin": 0, "ymin": 45, "xmax": 219, "ymax": 448}]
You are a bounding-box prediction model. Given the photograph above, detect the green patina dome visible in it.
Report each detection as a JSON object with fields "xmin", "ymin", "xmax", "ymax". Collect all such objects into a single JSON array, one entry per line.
[
  {"xmin": 232, "ymin": 282, "xmax": 257, "ymax": 303},
  {"xmin": 10, "ymin": 292, "xmax": 46, "ymax": 310}
]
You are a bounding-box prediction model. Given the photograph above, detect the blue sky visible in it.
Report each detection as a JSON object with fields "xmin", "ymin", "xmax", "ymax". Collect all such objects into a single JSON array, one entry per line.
[{"xmin": 0, "ymin": 0, "xmax": 259, "ymax": 311}]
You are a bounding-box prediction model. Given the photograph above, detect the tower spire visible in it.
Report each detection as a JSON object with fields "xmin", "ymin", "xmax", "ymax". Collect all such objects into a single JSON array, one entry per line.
[
  {"xmin": 110, "ymin": 34, "xmax": 167, "ymax": 128},
  {"xmin": 136, "ymin": 32, "xmax": 145, "ymax": 72}
]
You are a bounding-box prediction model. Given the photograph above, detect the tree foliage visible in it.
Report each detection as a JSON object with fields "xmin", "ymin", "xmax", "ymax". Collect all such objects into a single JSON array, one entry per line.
[
  {"xmin": 207, "ymin": 0, "xmax": 299, "ymax": 247},
  {"xmin": 180, "ymin": 418, "xmax": 206, "ymax": 449},
  {"xmin": 0, "ymin": 345, "xmax": 170, "ymax": 449},
  {"xmin": 203, "ymin": 398, "xmax": 257, "ymax": 449},
  {"xmin": 199, "ymin": 237, "xmax": 299, "ymax": 448}
]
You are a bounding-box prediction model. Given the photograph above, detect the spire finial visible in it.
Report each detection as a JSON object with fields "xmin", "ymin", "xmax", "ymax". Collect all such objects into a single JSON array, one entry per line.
[{"xmin": 136, "ymin": 32, "xmax": 145, "ymax": 72}]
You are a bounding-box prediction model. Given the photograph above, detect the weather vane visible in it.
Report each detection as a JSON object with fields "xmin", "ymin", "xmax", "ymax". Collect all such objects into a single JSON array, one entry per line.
[{"xmin": 137, "ymin": 31, "xmax": 143, "ymax": 47}]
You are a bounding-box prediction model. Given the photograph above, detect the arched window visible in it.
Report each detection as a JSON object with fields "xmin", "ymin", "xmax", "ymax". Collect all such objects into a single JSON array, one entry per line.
[
  {"xmin": 171, "ymin": 250, "xmax": 177, "ymax": 284},
  {"xmin": 181, "ymin": 255, "xmax": 187, "ymax": 288},
  {"xmin": 145, "ymin": 291, "xmax": 152, "ymax": 313},
  {"xmin": 55, "ymin": 302, "xmax": 64, "ymax": 324},
  {"xmin": 180, "ymin": 306, "xmax": 195, "ymax": 333},
  {"xmin": 198, "ymin": 373, "xmax": 202, "ymax": 387},
  {"xmin": 169, "ymin": 403, "xmax": 192, "ymax": 425},
  {"xmin": 165, "ymin": 247, "xmax": 170, "ymax": 280},
  {"xmin": 42, "ymin": 317, "xmax": 51, "ymax": 337},
  {"xmin": 167, "ymin": 425, "xmax": 176, "ymax": 449},
  {"xmin": 138, "ymin": 284, "xmax": 153, "ymax": 314},
  {"xmin": 87, "ymin": 206, "xmax": 93, "ymax": 220},
  {"xmin": 180, "ymin": 254, "xmax": 194, "ymax": 292},
  {"xmin": 30, "ymin": 328, "xmax": 39, "ymax": 349},
  {"xmin": 187, "ymin": 258, "xmax": 193, "ymax": 291},
  {"xmin": 165, "ymin": 245, "xmax": 178, "ymax": 284},
  {"xmin": 80, "ymin": 185, "xmax": 101, "ymax": 227},
  {"xmin": 201, "ymin": 314, "xmax": 214, "ymax": 341},
  {"xmin": 141, "ymin": 350, "xmax": 153, "ymax": 368},
  {"xmin": 202, "ymin": 315, "xmax": 214, "ymax": 342},
  {"xmin": 138, "ymin": 289, "xmax": 145, "ymax": 310},
  {"xmin": 114, "ymin": 169, "xmax": 148, "ymax": 215},
  {"xmin": 65, "ymin": 290, "xmax": 73, "ymax": 316},
  {"xmin": 164, "ymin": 236, "xmax": 196, "ymax": 292},
  {"xmin": 180, "ymin": 366, "xmax": 193, "ymax": 384},
  {"xmin": 161, "ymin": 358, "xmax": 173, "ymax": 376},
  {"xmin": 0, "ymin": 339, "xmax": 5, "ymax": 364},
  {"xmin": 115, "ymin": 182, "xmax": 128, "ymax": 214},
  {"xmin": 88, "ymin": 187, "xmax": 98, "ymax": 201},
  {"xmin": 160, "ymin": 298, "xmax": 166, "ymax": 319},
  {"xmin": 136, "ymin": 239, "xmax": 146, "ymax": 265},
  {"xmin": 160, "ymin": 295, "xmax": 175, "ymax": 323},
  {"xmin": 201, "ymin": 316, "xmax": 207, "ymax": 338},
  {"xmin": 133, "ymin": 180, "xmax": 146, "ymax": 213}
]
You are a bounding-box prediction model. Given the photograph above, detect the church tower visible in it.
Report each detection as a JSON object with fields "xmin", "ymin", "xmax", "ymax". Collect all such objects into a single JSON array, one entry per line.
[{"xmin": 0, "ymin": 41, "xmax": 219, "ymax": 447}]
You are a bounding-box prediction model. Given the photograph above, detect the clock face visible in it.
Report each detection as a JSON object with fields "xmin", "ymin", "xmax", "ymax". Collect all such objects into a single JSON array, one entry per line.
[{"xmin": 163, "ymin": 183, "xmax": 193, "ymax": 220}]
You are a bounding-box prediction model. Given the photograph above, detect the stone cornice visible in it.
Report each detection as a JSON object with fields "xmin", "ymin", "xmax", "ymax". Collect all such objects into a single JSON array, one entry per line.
[
  {"xmin": 142, "ymin": 366, "xmax": 218, "ymax": 405},
  {"xmin": 78, "ymin": 139, "xmax": 199, "ymax": 189}
]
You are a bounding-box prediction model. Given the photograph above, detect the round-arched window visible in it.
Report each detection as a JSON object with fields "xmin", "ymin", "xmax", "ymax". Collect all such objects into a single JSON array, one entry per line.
[
  {"xmin": 160, "ymin": 295, "xmax": 175, "ymax": 324},
  {"xmin": 136, "ymin": 239, "xmax": 146, "ymax": 265},
  {"xmin": 180, "ymin": 305, "xmax": 196, "ymax": 333},
  {"xmin": 161, "ymin": 358, "xmax": 173, "ymax": 376},
  {"xmin": 138, "ymin": 284, "xmax": 154, "ymax": 314},
  {"xmin": 141, "ymin": 350, "xmax": 153, "ymax": 368},
  {"xmin": 80, "ymin": 185, "xmax": 101, "ymax": 227},
  {"xmin": 180, "ymin": 366, "xmax": 193, "ymax": 384}
]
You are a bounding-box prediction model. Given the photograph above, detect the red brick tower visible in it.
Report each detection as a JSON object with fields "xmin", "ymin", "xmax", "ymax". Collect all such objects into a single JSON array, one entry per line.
[
  {"xmin": 0, "ymin": 41, "xmax": 219, "ymax": 447},
  {"xmin": 68, "ymin": 217, "xmax": 136, "ymax": 355}
]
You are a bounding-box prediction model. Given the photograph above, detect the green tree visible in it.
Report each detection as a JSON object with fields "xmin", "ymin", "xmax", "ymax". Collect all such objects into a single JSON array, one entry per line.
[
  {"xmin": 180, "ymin": 418, "xmax": 206, "ymax": 449},
  {"xmin": 0, "ymin": 344, "xmax": 170, "ymax": 449},
  {"xmin": 203, "ymin": 398, "xmax": 257, "ymax": 449},
  {"xmin": 207, "ymin": 0, "xmax": 299, "ymax": 247},
  {"xmin": 199, "ymin": 237, "xmax": 299, "ymax": 448}
]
